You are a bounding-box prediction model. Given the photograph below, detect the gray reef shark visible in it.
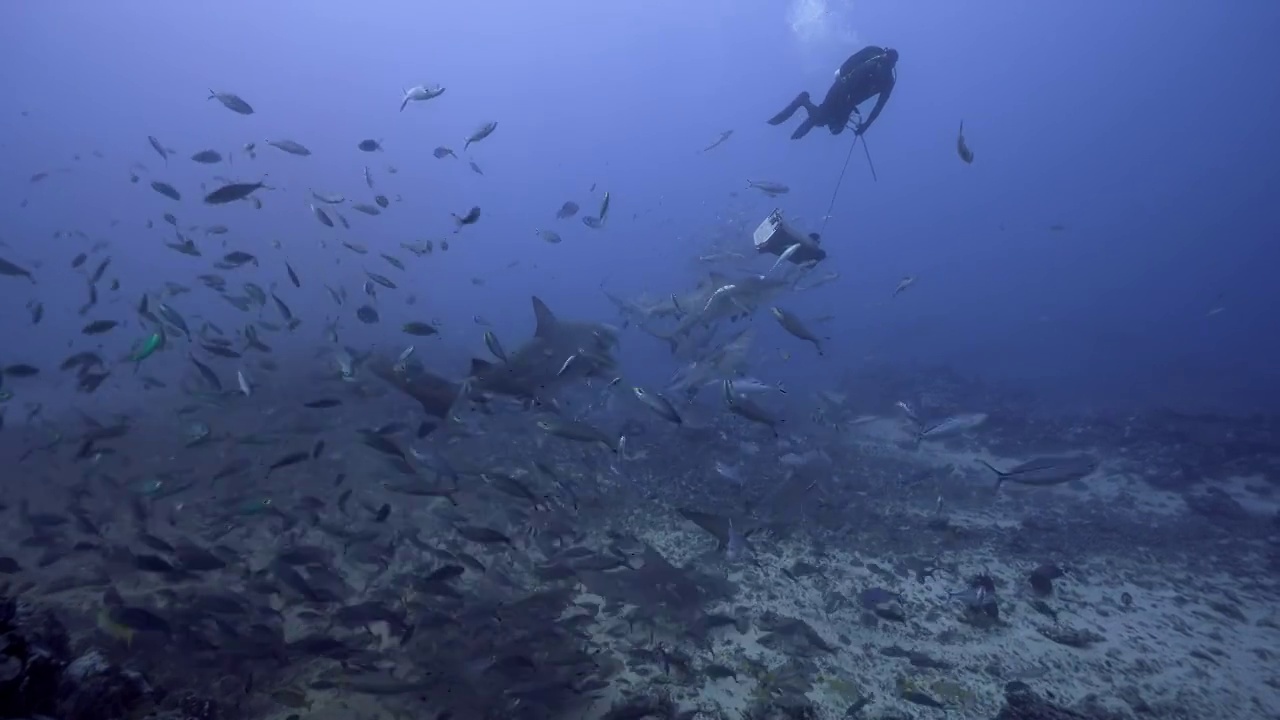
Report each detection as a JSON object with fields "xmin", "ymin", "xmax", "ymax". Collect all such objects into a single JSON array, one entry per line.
[
  {"xmin": 665, "ymin": 327, "xmax": 756, "ymax": 396},
  {"xmin": 370, "ymin": 295, "xmax": 620, "ymax": 418},
  {"xmin": 647, "ymin": 273, "xmax": 795, "ymax": 355},
  {"xmin": 600, "ymin": 272, "xmax": 734, "ymax": 328}
]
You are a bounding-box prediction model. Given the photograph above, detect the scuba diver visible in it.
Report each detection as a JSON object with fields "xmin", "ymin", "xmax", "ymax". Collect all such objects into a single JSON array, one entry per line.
[{"xmin": 767, "ymin": 46, "xmax": 898, "ymax": 140}]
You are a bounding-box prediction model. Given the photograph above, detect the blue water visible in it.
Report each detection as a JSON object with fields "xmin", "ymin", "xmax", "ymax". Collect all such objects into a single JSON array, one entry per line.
[
  {"xmin": 3, "ymin": 6, "xmax": 1280, "ymax": 719},
  {"xmin": 3, "ymin": 1, "xmax": 1279, "ymax": 413}
]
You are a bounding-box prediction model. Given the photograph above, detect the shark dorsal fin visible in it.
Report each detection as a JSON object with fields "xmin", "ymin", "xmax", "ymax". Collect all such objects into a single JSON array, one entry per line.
[
  {"xmin": 469, "ymin": 358, "xmax": 494, "ymax": 375},
  {"xmin": 531, "ymin": 295, "xmax": 558, "ymax": 338}
]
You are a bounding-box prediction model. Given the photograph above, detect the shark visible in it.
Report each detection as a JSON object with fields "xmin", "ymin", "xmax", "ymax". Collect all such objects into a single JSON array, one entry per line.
[
  {"xmin": 666, "ymin": 327, "xmax": 756, "ymax": 396},
  {"xmin": 648, "ymin": 273, "xmax": 795, "ymax": 355},
  {"xmin": 370, "ymin": 295, "xmax": 620, "ymax": 418},
  {"xmin": 603, "ymin": 271, "xmax": 796, "ymax": 357},
  {"xmin": 600, "ymin": 273, "xmax": 734, "ymax": 328}
]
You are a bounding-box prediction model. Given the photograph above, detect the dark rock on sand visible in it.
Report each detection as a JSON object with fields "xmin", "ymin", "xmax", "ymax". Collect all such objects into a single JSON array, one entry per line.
[{"xmin": 0, "ymin": 589, "xmax": 154, "ymax": 720}]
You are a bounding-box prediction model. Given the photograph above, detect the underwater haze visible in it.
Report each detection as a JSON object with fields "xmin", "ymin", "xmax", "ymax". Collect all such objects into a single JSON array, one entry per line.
[
  {"xmin": 2, "ymin": 1, "xmax": 1278, "ymax": 415},
  {"xmin": 5, "ymin": 3, "xmax": 1280, "ymax": 720}
]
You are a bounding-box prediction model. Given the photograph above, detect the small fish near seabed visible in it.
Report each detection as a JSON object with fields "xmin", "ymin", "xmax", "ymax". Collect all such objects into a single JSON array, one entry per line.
[
  {"xmin": 977, "ymin": 455, "xmax": 1099, "ymax": 491},
  {"xmin": 747, "ymin": 180, "xmax": 789, "ymax": 196},
  {"xmin": 722, "ymin": 380, "xmax": 780, "ymax": 437},
  {"xmin": 770, "ymin": 306, "xmax": 824, "ymax": 355},
  {"xmin": 914, "ymin": 412, "xmax": 988, "ymax": 446}
]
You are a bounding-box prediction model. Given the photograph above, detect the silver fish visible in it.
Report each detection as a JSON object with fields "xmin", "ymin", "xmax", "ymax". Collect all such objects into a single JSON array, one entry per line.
[
  {"xmin": 978, "ymin": 455, "xmax": 1098, "ymax": 491},
  {"xmin": 267, "ymin": 139, "xmax": 312, "ymax": 156},
  {"xmin": 400, "ymin": 84, "xmax": 445, "ymax": 112},
  {"xmin": 768, "ymin": 243, "xmax": 801, "ymax": 274},
  {"xmin": 770, "ymin": 306, "xmax": 823, "ymax": 355},
  {"xmin": 916, "ymin": 412, "xmax": 987, "ymax": 444},
  {"xmin": 747, "ymin": 179, "xmax": 789, "ymax": 195},
  {"xmin": 464, "ymin": 121, "xmax": 498, "ymax": 150},
  {"xmin": 208, "ymin": 90, "xmax": 254, "ymax": 115},
  {"xmin": 484, "ymin": 331, "xmax": 507, "ymax": 362},
  {"xmin": 393, "ymin": 345, "xmax": 415, "ymax": 373},
  {"xmin": 632, "ymin": 387, "xmax": 682, "ymax": 424}
]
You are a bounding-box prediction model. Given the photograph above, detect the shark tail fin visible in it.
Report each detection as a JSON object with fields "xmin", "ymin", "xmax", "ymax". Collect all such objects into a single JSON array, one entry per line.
[
  {"xmin": 368, "ymin": 356, "xmax": 461, "ymax": 419},
  {"xmin": 975, "ymin": 459, "xmax": 1009, "ymax": 490},
  {"xmin": 975, "ymin": 459, "xmax": 1005, "ymax": 475}
]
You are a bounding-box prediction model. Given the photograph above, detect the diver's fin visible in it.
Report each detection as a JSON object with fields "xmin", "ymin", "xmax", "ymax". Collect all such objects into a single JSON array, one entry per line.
[
  {"xmin": 791, "ymin": 118, "xmax": 817, "ymax": 140},
  {"xmin": 767, "ymin": 91, "xmax": 811, "ymax": 125},
  {"xmin": 531, "ymin": 295, "xmax": 558, "ymax": 338}
]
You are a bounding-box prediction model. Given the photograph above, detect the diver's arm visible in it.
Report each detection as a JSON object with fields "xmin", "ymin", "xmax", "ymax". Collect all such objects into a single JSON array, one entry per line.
[{"xmin": 858, "ymin": 83, "xmax": 893, "ymax": 133}]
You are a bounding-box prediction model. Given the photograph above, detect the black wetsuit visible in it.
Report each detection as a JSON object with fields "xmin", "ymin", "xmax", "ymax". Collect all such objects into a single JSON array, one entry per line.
[{"xmin": 768, "ymin": 46, "xmax": 897, "ymax": 140}]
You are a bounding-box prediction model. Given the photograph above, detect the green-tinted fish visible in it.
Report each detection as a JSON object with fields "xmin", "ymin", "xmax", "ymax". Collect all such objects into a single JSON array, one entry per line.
[
  {"xmin": 184, "ymin": 421, "xmax": 211, "ymax": 447},
  {"xmin": 128, "ymin": 332, "xmax": 164, "ymax": 364},
  {"xmin": 238, "ymin": 498, "xmax": 276, "ymax": 515}
]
